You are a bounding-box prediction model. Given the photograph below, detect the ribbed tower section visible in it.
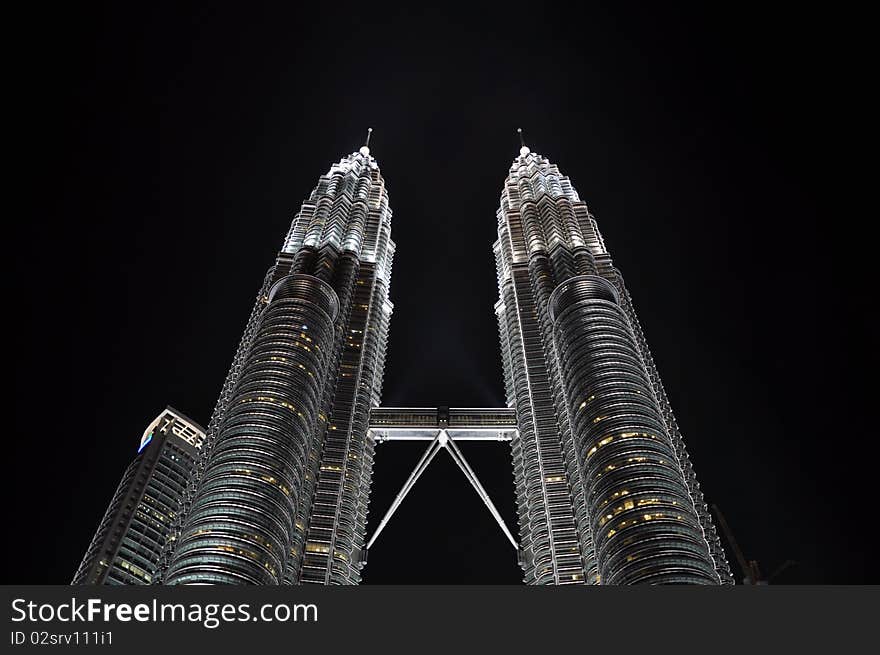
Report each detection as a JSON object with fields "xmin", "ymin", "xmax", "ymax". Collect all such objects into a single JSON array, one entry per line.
[
  {"xmin": 494, "ymin": 145, "xmax": 733, "ymax": 585},
  {"xmin": 161, "ymin": 145, "xmax": 394, "ymax": 585}
]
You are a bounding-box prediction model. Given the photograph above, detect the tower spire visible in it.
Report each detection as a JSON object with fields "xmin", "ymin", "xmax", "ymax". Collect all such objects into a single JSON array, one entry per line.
[
  {"xmin": 360, "ymin": 127, "xmax": 373, "ymax": 156},
  {"xmin": 517, "ymin": 127, "xmax": 530, "ymax": 156}
]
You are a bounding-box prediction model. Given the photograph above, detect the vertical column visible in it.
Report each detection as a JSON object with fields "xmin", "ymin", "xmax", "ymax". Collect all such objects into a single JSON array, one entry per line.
[
  {"xmin": 165, "ymin": 274, "xmax": 339, "ymax": 584},
  {"xmin": 549, "ymin": 276, "xmax": 720, "ymax": 584},
  {"xmin": 499, "ymin": 266, "xmax": 585, "ymax": 584}
]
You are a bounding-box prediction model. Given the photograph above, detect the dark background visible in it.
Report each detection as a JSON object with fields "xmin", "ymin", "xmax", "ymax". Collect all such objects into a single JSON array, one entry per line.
[{"xmin": 7, "ymin": 3, "xmax": 871, "ymax": 584}]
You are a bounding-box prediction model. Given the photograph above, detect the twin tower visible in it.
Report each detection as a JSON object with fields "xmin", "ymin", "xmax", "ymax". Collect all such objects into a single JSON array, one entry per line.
[{"xmin": 78, "ymin": 134, "xmax": 734, "ymax": 585}]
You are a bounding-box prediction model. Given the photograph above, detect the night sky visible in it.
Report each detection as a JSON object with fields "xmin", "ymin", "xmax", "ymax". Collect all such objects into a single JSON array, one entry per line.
[{"xmin": 8, "ymin": 4, "xmax": 871, "ymax": 584}]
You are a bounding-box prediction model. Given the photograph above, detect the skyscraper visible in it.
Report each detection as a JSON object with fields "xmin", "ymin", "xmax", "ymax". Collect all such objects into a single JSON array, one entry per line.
[
  {"xmin": 161, "ymin": 135, "xmax": 394, "ymax": 585},
  {"xmin": 78, "ymin": 133, "xmax": 732, "ymax": 585},
  {"xmin": 73, "ymin": 407, "xmax": 205, "ymax": 585},
  {"xmin": 493, "ymin": 135, "xmax": 733, "ymax": 584}
]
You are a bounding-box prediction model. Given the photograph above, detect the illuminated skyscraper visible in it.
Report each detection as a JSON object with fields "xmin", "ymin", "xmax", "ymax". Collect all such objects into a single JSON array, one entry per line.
[
  {"xmin": 161, "ymin": 134, "xmax": 394, "ymax": 585},
  {"xmin": 493, "ymin": 133, "xmax": 733, "ymax": 584},
  {"xmin": 78, "ymin": 132, "xmax": 732, "ymax": 586},
  {"xmin": 72, "ymin": 408, "xmax": 205, "ymax": 585}
]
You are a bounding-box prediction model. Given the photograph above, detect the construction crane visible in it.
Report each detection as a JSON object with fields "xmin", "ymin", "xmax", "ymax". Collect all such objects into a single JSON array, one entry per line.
[{"xmin": 712, "ymin": 504, "xmax": 795, "ymax": 585}]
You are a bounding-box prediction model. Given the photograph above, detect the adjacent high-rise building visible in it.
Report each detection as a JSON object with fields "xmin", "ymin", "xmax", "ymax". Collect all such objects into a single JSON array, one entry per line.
[
  {"xmin": 72, "ymin": 407, "xmax": 205, "ymax": 585},
  {"xmin": 494, "ymin": 136, "xmax": 732, "ymax": 584},
  {"xmin": 76, "ymin": 133, "xmax": 732, "ymax": 585}
]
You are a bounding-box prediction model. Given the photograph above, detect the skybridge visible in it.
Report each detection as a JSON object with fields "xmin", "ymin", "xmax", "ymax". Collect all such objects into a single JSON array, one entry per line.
[{"xmin": 364, "ymin": 407, "xmax": 520, "ymax": 561}]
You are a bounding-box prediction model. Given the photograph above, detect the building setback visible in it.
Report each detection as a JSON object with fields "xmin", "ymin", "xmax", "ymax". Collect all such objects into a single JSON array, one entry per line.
[{"xmin": 72, "ymin": 408, "xmax": 205, "ymax": 585}]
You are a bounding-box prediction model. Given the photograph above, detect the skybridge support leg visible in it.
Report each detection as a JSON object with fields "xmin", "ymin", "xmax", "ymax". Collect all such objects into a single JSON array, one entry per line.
[
  {"xmin": 364, "ymin": 428, "xmax": 519, "ymax": 561},
  {"xmin": 445, "ymin": 434, "xmax": 519, "ymax": 550},
  {"xmin": 366, "ymin": 432, "xmax": 443, "ymax": 550}
]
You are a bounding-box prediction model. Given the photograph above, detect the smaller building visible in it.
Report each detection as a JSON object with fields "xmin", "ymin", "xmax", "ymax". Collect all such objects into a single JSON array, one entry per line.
[{"xmin": 72, "ymin": 407, "xmax": 205, "ymax": 585}]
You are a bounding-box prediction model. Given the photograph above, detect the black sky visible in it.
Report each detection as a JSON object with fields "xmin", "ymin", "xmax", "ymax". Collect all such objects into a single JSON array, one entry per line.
[{"xmin": 8, "ymin": 3, "xmax": 872, "ymax": 584}]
